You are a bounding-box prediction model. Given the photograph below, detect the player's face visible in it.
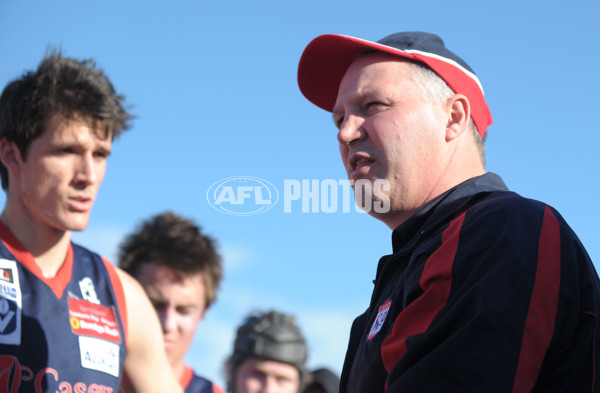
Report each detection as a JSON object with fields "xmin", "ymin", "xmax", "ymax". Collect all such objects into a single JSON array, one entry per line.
[
  {"xmin": 135, "ymin": 264, "xmax": 206, "ymax": 368},
  {"xmin": 9, "ymin": 113, "xmax": 111, "ymax": 233},
  {"xmin": 235, "ymin": 358, "xmax": 300, "ymax": 393},
  {"xmin": 333, "ymin": 54, "xmax": 450, "ymax": 228}
]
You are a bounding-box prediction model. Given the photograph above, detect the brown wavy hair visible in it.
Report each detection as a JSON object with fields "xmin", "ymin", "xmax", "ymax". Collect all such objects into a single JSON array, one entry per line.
[
  {"xmin": 0, "ymin": 49, "xmax": 133, "ymax": 189},
  {"xmin": 118, "ymin": 211, "xmax": 223, "ymax": 309}
]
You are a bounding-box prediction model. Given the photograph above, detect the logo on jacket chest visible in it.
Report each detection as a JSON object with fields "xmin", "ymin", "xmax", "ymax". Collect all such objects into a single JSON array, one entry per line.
[{"xmin": 367, "ymin": 299, "xmax": 392, "ymax": 341}]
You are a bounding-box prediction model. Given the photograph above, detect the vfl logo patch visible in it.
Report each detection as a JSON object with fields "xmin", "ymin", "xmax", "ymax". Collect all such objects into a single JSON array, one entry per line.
[
  {"xmin": 367, "ymin": 299, "xmax": 391, "ymax": 341},
  {"xmin": 0, "ymin": 259, "xmax": 21, "ymax": 345},
  {"xmin": 0, "ymin": 298, "xmax": 17, "ymax": 335}
]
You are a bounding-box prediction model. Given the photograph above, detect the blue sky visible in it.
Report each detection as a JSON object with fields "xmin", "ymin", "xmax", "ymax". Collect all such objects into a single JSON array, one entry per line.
[{"xmin": 1, "ymin": 0, "xmax": 598, "ymax": 388}]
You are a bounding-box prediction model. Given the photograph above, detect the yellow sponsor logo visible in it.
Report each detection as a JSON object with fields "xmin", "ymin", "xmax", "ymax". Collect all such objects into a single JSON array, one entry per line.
[{"xmin": 70, "ymin": 317, "xmax": 80, "ymax": 330}]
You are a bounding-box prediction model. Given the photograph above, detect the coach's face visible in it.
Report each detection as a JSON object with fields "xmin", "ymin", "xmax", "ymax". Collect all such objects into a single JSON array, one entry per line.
[{"xmin": 333, "ymin": 53, "xmax": 451, "ymax": 228}]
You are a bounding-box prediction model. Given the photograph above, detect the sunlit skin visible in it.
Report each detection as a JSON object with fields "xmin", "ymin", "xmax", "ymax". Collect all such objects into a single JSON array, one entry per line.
[
  {"xmin": 135, "ymin": 263, "xmax": 207, "ymax": 381},
  {"xmin": 235, "ymin": 358, "xmax": 300, "ymax": 393},
  {"xmin": 0, "ymin": 113, "xmax": 186, "ymax": 393},
  {"xmin": 0, "ymin": 113, "xmax": 112, "ymax": 276},
  {"xmin": 333, "ymin": 53, "xmax": 482, "ymax": 229}
]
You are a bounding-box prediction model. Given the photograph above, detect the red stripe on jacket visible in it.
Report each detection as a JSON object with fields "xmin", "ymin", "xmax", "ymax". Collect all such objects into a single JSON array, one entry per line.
[
  {"xmin": 511, "ymin": 205, "xmax": 561, "ymax": 393},
  {"xmin": 381, "ymin": 211, "xmax": 466, "ymax": 375}
]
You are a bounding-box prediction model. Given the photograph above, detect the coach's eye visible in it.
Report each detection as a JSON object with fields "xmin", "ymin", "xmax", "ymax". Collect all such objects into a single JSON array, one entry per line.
[
  {"xmin": 334, "ymin": 114, "xmax": 345, "ymax": 129},
  {"xmin": 365, "ymin": 101, "xmax": 386, "ymax": 112}
]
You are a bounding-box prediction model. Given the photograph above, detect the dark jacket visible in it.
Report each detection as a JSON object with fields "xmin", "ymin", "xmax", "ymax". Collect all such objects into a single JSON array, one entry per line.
[{"xmin": 341, "ymin": 173, "xmax": 600, "ymax": 393}]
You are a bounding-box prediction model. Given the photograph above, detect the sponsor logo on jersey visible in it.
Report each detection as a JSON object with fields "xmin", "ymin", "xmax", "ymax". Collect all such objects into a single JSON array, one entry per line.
[
  {"xmin": 0, "ymin": 355, "xmax": 117, "ymax": 392},
  {"xmin": 0, "ymin": 268, "xmax": 14, "ymax": 284},
  {"xmin": 69, "ymin": 296, "xmax": 123, "ymax": 378},
  {"xmin": 79, "ymin": 277, "xmax": 101, "ymax": 304},
  {"xmin": 0, "ymin": 355, "xmax": 24, "ymax": 393},
  {"xmin": 79, "ymin": 336, "xmax": 120, "ymax": 377},
  {"xmin": 0, "ymin": 259, "xmax": 21, "ymax": 345},
  {"xmin": 68, "ymin": 297, "xmax": 121, "ymax": 344},
  {"xmin": 367, "ymin": 298, "xmax": 392, "ymax": 341}
]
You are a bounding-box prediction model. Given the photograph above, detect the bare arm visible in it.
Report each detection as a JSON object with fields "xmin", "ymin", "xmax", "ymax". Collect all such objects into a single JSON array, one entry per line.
[{"xmin": 116, "ymin": 268, "xmax": 183, "ymax": 393}]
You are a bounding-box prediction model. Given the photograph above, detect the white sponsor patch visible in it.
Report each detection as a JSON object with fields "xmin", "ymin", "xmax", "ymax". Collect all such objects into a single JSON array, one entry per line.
[
  {"xmin": 79, "ymin": 335, "xmax": 120, "ymax": 377},
  {"xmin": 0, "ymin": 259, "xmax": 21, "ymax": 345}
]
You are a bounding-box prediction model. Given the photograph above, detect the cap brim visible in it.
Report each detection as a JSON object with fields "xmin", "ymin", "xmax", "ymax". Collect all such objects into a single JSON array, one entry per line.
[{"xmin": 298, "ymin": 34, "xmax": 408, "ymax": 112}]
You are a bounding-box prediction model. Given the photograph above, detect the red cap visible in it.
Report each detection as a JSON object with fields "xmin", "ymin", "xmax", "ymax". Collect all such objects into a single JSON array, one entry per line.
[{"xmin": 297, "ymin": 32, "xmax": 492, "ymax": 138}]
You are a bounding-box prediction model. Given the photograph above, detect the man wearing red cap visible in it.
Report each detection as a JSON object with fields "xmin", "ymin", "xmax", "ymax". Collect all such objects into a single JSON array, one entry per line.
[{"xmin": 297, "ymin": 32, "xmax": 600, "ymax": 392}]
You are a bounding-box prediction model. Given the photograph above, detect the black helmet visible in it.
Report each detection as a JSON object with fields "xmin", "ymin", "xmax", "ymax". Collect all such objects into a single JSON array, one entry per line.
[
  {"xmin": 228, "ymin": 310, "xmax": 308, "ymax": 392},
  {"xmin": 234, "ymin": 310, "xmax": 308, "ymax": 369}
]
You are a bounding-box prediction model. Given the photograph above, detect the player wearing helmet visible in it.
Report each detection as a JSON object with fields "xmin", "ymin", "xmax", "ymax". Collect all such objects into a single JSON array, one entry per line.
[{"xmin": 226, "ymin": 310, "xmax": 308, "ymax": 393}]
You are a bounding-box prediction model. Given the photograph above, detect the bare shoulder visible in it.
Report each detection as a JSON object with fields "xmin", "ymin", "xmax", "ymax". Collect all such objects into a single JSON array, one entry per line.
[
  {"xmin": 114, "ymin": 267, "xmax": 150, "ymax": 307},
  {"xmin": 114, "ymin": 267, "xmax": 142, "ymax": 293},
  {"xmin": 111, "ymin": 266, "xmax": 156, "ymax": 341}
]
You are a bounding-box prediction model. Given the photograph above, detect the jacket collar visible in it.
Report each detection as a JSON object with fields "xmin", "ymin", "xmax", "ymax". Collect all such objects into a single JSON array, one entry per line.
[{"xmin": 391, "ymin": 172, "xmax": 508, "ymax": 254}]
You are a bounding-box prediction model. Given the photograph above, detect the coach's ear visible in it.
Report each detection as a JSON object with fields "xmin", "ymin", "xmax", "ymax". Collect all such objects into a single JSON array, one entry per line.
[
  {"xmin": 0, "ymin": 139, "xmax": 24, "ymax": 173},
  {"xmin": 445, "ymin": 94, "xmax": 471, "ymax": 142}
]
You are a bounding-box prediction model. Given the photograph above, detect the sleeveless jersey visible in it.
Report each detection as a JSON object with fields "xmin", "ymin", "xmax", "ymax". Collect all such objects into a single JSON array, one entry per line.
[
  {"xmin": 0, "ymin": 224, "xmax": 127, "ymax": 393},
  {"xmin": 180, "ymin": 365, "xmax": 225, "ymax": 393}
]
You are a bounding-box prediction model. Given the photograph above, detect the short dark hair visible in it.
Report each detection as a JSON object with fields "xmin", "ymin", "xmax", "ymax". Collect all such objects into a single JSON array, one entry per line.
[
  {"xmin": 0, "ymin": 50, "xmax": 133, "ymax": 189},
  {"xmin": 118, "ymin": 211, "xmax": 223, "ymax": 309}
]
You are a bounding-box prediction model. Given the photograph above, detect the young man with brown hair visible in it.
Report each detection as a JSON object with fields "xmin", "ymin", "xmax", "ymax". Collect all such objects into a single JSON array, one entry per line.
[
  {"xmin": 119, "ymin": 211, "xmax": 224, "ymax": 393},
  {"xmin": 0, "ymin": 51, "xmax": 182, "ymax": 393}
]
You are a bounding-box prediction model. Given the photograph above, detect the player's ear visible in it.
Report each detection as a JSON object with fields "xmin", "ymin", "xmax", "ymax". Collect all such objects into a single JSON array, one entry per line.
[
  {"xmin": 0, "ymin": 139, "xmax": 24, "ymax": 172},
  {"xmin": 445, "ymin": 94, "xmax": 470, "ymax": 142}
]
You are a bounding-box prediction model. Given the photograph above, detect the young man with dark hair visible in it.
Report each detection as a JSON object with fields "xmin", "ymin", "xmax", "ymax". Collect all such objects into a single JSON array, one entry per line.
[
  {"xmin": 0, "ymin": 51, "xmax": 182, "ymax": 393},
  {"xmin": 119, "ymin": 210, "xmax": 224, "ymax": 393}
]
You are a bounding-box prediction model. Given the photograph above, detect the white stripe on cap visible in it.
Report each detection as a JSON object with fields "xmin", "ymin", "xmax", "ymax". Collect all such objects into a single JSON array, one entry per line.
[{"xmin": 403, "ymin": 49, "xmax": 485, "ymax": 95}]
